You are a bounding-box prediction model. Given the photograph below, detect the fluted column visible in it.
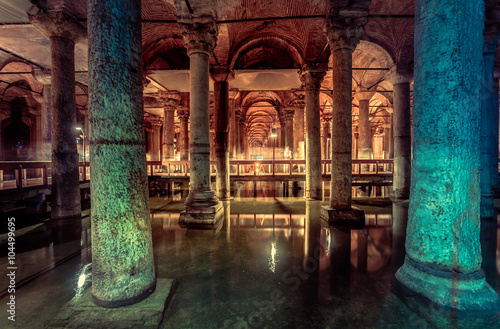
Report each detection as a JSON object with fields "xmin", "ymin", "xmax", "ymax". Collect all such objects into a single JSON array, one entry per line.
[
  {"xmin": 395, "ymin": 0, "xmax": 499, "ymax": 310},
  {"xmin": 177, "ymin": 107, "xmax": 190, "ymax": 161},
  {"xmin": 178, "ymin": 13, "xmax": 222, "ymax": 226},
  {"xmin": 159, "ymin": 91, "xmax": 180, "ymax": 161},
  {"xmin": 321, "ymin": 10, "xmax": 366, "ymax": 222},
  {"xmin": 88, "ymin": 0, "xmax": 155, "ymax": 307},
  {"xmin": 210, "ymin": 67, "xmax": 233, "ymax": 200},
  {"xmin": 292, "ymin": 91, "xmax": 305, "ymax": 159},
  {"xmin": 301, "ymin": 64, "xmax": 326, "ymax": 200},
  {"xmin": 29, "ymin": 10, "xmax": 86, "ymax": 221}
]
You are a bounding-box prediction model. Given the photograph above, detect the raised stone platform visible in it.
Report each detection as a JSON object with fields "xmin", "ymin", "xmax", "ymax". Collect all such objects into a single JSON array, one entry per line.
[
  {"xmin": 47, "ymin": 278, "xmax": 175, "ymax": 329},
  {"xmin": 320, "ymin": 206, "xmax": 365, "ymax": 225},
  {"xmin": 179, "ymin": 201, "xmax": 224, "ymax": 228}
]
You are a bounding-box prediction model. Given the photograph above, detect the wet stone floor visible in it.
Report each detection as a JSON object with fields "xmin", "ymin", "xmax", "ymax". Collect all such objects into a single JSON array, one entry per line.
[{"xmin": 0, "ymin": 192, "xmax": 499, "ymax": 328}]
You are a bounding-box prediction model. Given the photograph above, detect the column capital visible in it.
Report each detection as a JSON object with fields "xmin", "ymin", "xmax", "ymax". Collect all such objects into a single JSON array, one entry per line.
[
  {"xmin": 284, "ymin": 109, "xmax": 295, "ymax": 120},
  {"xmin": 32, "ymin": 68, "xmax": 51, "ymax": 85},
  {"xmin": 177, "ymin": 107, "xmax": 190, "ymax": 120},
  {"xmin": 28, "ymin": 10, "xmax": 87, "ymax": 42},
  {"xmin": 386, "ymin": 65, "xmax": 413, "ymax": 85},
  {"xmin": 299, "ymin": 63, "xmax": 327, "ymax": 90},
  {"xmin": 292, "ymin": 90, "xmax": 306, "ymax": 108},
  {"xmin": 159, "ymin": 91, "xmax": 181, "ymax": 110},
  {"xmin": 353, "ymin": 88, "xmax": 375, "ymax": 102},
  {"xmin": 178, "ymin": 15, "xmax": 218, "ymax": 56},
  {"xmin": 210, "ymin": 66, "xmax": 234, "ymax": 82},
  {"xmin": 324, "ymin": 8, "xmax": 367, "ymax": 52}
]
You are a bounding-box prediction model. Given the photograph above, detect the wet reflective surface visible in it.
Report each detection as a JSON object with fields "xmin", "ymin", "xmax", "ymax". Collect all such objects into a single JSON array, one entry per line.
[{"xmin": 0, "ymin": 198, "xmax": 499, "ymax": 328}]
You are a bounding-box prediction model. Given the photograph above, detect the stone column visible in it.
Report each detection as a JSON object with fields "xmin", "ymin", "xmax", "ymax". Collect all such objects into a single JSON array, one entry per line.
[
  {"xmin": 178, "ymin": 14, "xmax": 223, "ymax": 225},
  {"xmin": 354, "ymin": 90, "xmax": 375, "ymax": 163},
  {"xmin": 389, "ymin": 112, "xmax": 394, "ymax": 158},
  {"xmin": 395, "ymin": 0, "xmax": 499, "ymax": 310},
  {"xmin": 383, "ymin": 123, "xmax": 391, "ymax": 159},
  {"xmin": 239, "ymin": 119, "xmax": 246, "ymax": 160},
  {"xmin": 177, "ymin": 107, "xmax": 190, "ymax": 161},
  {"xmin": 88, "ymin": 0, "xmax": 155, "ymax": 307},
  {"xmin": 300, "ymin": 64, "xmax": 326, "ymax": 200},
  {"xmin": 229, "ymin": 91, "xmax": 237, "ymax": 159},
  {"xmin": 29, "ymin": 10, "xmax": 86, "ymax": 221},
  {"xmin": 151, "ymin": 120, "xmax": 162, "ymax": 161},
  {"xmin": 159, "ymin": 91, "xmax": 181, "ymax": 161},
  {"xmin": 322, "ymin": 10, "xmax": 366, "ymax": 222},
  {"xmin": 284, "ymin": 109, "xmax": 294, "ymax": 155},
  {"xmin": 210, "ymin": 67, "xmax": 233, "ymax": 200},
  {"xmin": 322, "ymin": 117, "xmax": 331, "ymax": 160},
  {"xmin": 389, "ymin": 66, "xmax": 413, "ymax": 200},
  {"xmin": 292, "ymin": 91, "xmax": 305, "ymax": 159},
  {"xmin": 33, "ymin": 69, "xmax": 52, "ymax": 161},
  {"xmin": 480, "ymin": 38, "xmax": 500, "ymax": 219}
]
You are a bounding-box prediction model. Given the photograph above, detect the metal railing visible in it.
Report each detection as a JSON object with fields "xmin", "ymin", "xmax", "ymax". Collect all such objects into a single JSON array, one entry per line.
[{"xmin": 0, "ymin": 159, "xmax": 393, "ymax": 191}]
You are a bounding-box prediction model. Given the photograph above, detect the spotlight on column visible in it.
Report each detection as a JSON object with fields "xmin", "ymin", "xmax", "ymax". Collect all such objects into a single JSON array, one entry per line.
[{"xmin": 271, "ymin": 128, "xmax": 277, "ymax": 138}]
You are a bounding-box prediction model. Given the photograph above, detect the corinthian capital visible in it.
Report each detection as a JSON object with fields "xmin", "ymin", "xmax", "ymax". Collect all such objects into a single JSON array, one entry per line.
[
  {"xmin": 178, "ymin": 15, "xmax": 218, "ymax": 56},
  {"xmin": 159, "ymin": 91, "xmax": 181, "ymax": 110},
  {"xmin": 324, "ymin": 8, "xmax": 367, "ymax": 52},
  {"xmin": 28, "ymin": 10, "xmax": 87, "ymax": 42},
  {"xmin": 299, "ymin": 63, "xmax": 327, "ymax": 90}
]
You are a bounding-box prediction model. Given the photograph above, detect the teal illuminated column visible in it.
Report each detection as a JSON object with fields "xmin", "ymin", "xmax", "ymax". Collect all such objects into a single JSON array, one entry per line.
[
  {"xmin": 480, "ymin": 38, "xmax": 499, "ymax": 219},
  {"xmin": 178, "ymin": 13, "xmax": 223, "ymax": 225},
  {"xmin": 88, "ymin": 0, "xmax": 155, "ymax": 307},
  {"xmin": 28, "ymin": 10, "xmax": 85, "ymax": 221},
  {"xmin": 395, "ymin": 0, "xmax": 500, "ymax": 310},
  {"xmin": 300, "ymin": 64, "xmax": 326, "ymax": 200},
  {"xmin": 322, "ymin": 10, "xmax": 366, "ymax": 222}
]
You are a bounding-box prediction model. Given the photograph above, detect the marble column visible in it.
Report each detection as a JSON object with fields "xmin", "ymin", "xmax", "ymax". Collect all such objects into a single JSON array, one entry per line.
[
  {"xmin": 480, "ymin": 38, "xmax": 500, "ymax": 219},
  {"xmin": 284, "ymin": 109, "xmax": 294, "ymax": 156},
  {"xmin": 301, "ymin": 64, "xmax": 326, "ymax": 200},
  {"xmin": 229, "ymin": 92, "xmax": 237, "ymax": 159},
  {"xmin": 159, "ymin": 91, "xmax": 181, "ymax": 161},
  {"xmin": 292, "ymin": 91, "xmax": 305, "ymax": 159},
  {"xmin": 383, "ymin": 123, "xmax": 391, "ymax": 159},
  {"xmin": 178, "ymin": 14, "xmax": 223, "ymax": 225},
  {"xmin": 239, "ymin": 119, "xmax": 246, "ymax": 160},
  {"xmin": 389, "ymin": 112, "xmax": 394, "ymax": 159},
  {"xmin": 280, "ymin": 117, "xmax": 286, "ymax": 150},
  {"xmin": 389, "ymin": 67, "xmax": 412, "ymax": 200},
  {"xmin": 395, "ymin": 0, "xmax": 499, "ymax": 310},
  {"xmin": 211, "ymin": 67, "xmax": 233, "ymax": 200},
  {"xmin": 354, "ymin": 90, "xmax": 375, "ymax": 163},
  {"xmin": 322, "ymin": 11, "xmax": 366, "ymax": 222},
  {"xmin": 88, "ymin": 0, "xmax": 155, "ymax": 307},
  {"xmin": 177, "ymin": 107, "xmax": 190, "ymax": 161},
  {"xmin": 29, "ymin": 10, "xmax": 85, "ymax": 221}
]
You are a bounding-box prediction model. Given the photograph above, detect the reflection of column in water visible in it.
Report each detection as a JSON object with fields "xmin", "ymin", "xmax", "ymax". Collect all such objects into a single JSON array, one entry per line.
[
  {"xmin": 328, "ymin": 226, "xmax": 351, "ymax": 292},
  {"xmin": 391, "ymin": 201, "xmax": 408, "ymax": 272},
  {"xmin": 301, "ymin": 202, "xmax": 322, "ymax": 305},
  {"xmin": 480, "ymin": 216, "xmax": 498, "ymax": 288},
  {"xmin": 357, "ymin": 230, "xmax": 368, "ymax": 273},
  {"xmin": 223, "ymin": 201, "xmax": 231, "ymax": 242}
]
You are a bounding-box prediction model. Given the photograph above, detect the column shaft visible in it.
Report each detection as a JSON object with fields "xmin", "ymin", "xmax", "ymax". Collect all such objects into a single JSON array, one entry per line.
[
  {"xmin": 294, "ymin": 106, "xmax": 304, "ymax": 159},
  {"xmin": 358, "ymin": 99, "xmax": 371, "ymax": 159},
  {"xmin": 42, "ymin": 84, "xmax": 51, "ymax": 161},
  {"xmin": 50, "ymin": 36, "xmax": 81, "ymax": 220},
  {"xmin": 214, "ymin": 80, "xmax": 230, "ymax": 199},
  {"xmin": 392, "ymin": 82, "xmax": 411, "ymax": 199},
  {"xmin": 162, "ymin": 109, "xmax": 175, "ymax": 160},
  {"xmin": 330, "ymin": 47, "xmax": 353, "ymax": 209},
  {"xmin": 396, "ymin": 0, "xmax": 499, "ymax": 309},
  {"xmin": 89, "ymin": 0, "xmax": 155, "ymax": 307},
  {"xmin": 179, "ymin": 116, "xmax": 189, "ymax": 161}
]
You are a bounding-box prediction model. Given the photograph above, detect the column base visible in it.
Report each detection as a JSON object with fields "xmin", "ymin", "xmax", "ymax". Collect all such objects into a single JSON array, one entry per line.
[
  {"xmin": 179, "ymin": 200, "xmax": 224, "ymax": 228},
  {"xmin": 320, "ymin": 206, "xmax": 365, "ymax": 224},
  {"xmin": 395, "ymin": 256, "xmax": 500, "ymax": 311}
]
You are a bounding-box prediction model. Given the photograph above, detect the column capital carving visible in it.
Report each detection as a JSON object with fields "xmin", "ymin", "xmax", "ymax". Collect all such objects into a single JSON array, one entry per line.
[
  {"xmin": 178, "ymin": 15, "xmax": 218, "ymax": 56},
  {"xmin": 322, "ymin": 114, "xmax": 332, "ymax": 125},
  {"xmin": 386, "ymin": 65, "xmax": 413, "ymax": 85},
  {"xmin": 324, "ymin": 8, "xmax": 367, "ymax": 52},
  {"xmin": 159, "ymin": 91, "xmax": 181, "ymax": 110},
  {"xmin": 284, "ymin": 109, "xmax": 295, "ymax": 120},
  {"xmin": 28, "ymin": 10, "xmax": 87, "ymax": 42},
  {"xmin": 299, "ymin": 63, "xmax": 327, "ymax": 90},
  {"xmin": 292, "ymin": 90, "xmax": 306, "ymax": 108},
  {"xmin": 177, "ymin": 107, "xmax": 190, "ymax": 120}
]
